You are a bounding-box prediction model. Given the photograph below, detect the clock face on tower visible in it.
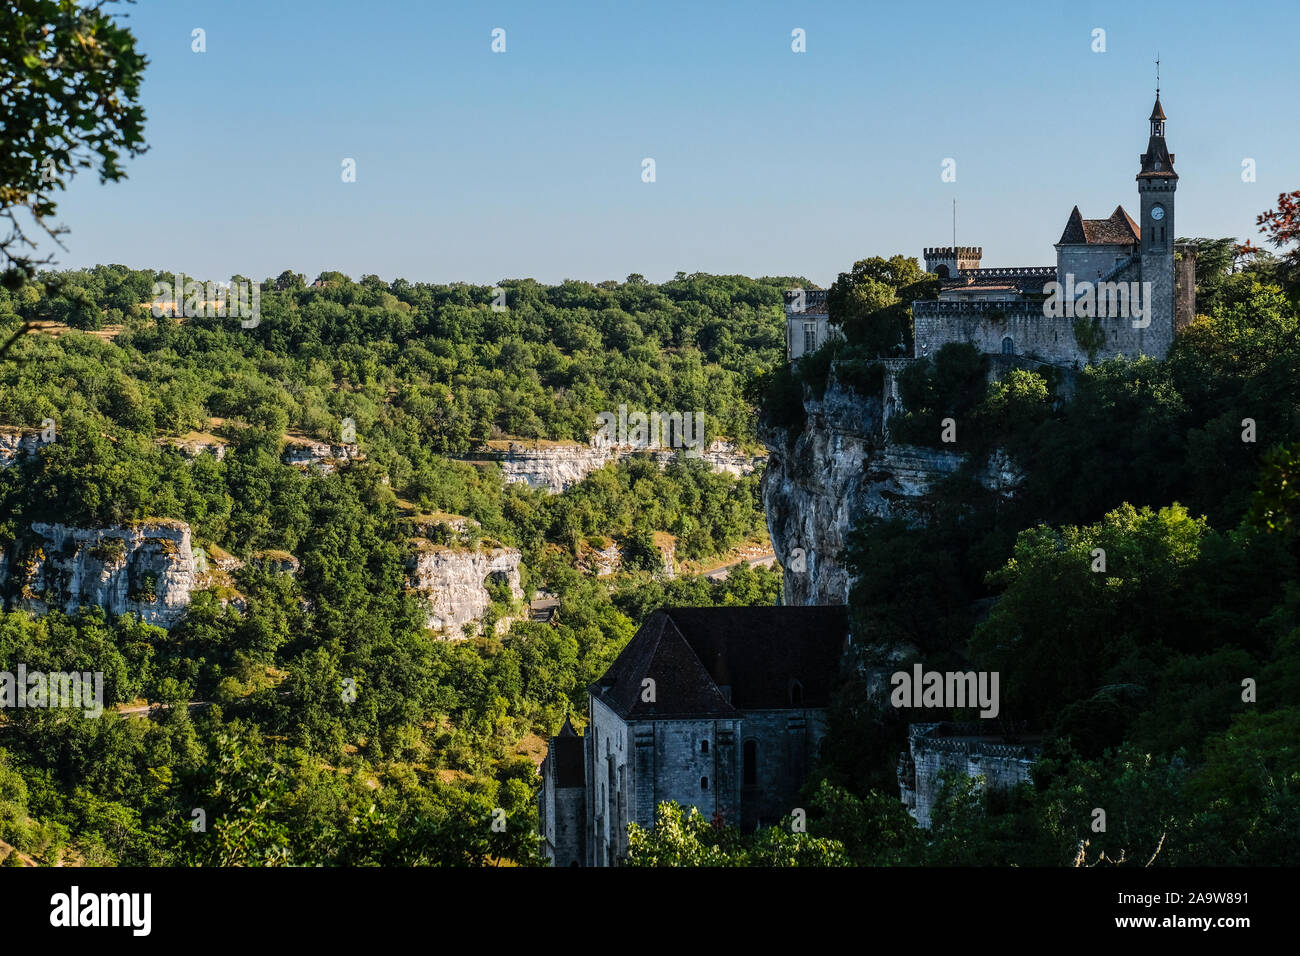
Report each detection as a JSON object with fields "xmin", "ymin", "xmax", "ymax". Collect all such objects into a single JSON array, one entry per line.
[{"xmin": 1151, "ymin": 205, "xmax": 1165, "ymax": 221}]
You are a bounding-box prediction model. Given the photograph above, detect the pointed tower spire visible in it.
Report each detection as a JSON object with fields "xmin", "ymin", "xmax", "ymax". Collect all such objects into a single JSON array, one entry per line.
[
  {"xmin": 1148, "ymin": 56, "xmax": 1168, "ymax": 139},
  {"xmin": 1139, "ymin": 81, "xmax": 1176, "ymax": 180}
]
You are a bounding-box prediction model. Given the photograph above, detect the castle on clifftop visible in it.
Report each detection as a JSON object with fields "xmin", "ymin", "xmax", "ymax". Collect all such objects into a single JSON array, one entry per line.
[{"xmin": 786, "ymin": 93, "xmax": 1196, "ymax": 367}]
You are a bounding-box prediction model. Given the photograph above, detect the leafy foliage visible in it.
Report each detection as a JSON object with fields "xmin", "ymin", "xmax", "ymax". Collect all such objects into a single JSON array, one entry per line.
[
  {"xmin": 0, "ymin": 268, "xmax": 787, "ymax": 865},
  {"xmin": 0, "ymin": 1, "xmax": 147, "ymax": 284}
]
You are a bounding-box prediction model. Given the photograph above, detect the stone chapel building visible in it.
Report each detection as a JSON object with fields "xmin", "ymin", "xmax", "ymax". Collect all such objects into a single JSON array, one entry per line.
[{"xmin": 538, "ymin": 605, "xmax": 851, "ymax": 866}]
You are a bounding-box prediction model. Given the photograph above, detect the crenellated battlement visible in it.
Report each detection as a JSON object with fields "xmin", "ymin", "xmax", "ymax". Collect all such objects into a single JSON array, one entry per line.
[
  {"xmin": 914, "ymin": 299, "xmax": 1047, "ymax": 316},
  {"xmin": 912, "ymin": 736, "xmax": 1039, "ymax": 759},
  {"xmin": 784, "ymin": 288, "xmax": 828, "ymax": 306},
  {"xmin": 902, "ymin": 722, "xmax": 1043, "ymax": 826},
  {"xmin": 924, "ymin": 246, "xmax": 983, "ymax": 258},
  {"xmin": 960, "ymin": 266, "xmax": 1056, "ymax": 280}
]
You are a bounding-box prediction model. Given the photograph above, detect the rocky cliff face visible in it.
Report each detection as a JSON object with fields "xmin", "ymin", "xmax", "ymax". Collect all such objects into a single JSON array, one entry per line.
[
  {"xmin": 407, "ymin": 544, "xmax": 524, "ymax": 635},
  {"xmin": 0, "ymin": 521, "xmax": 196, "ymax": 628},
  {"xmin": 762, "ymin": 361, "xmax": 1020, "ymax": 607},
  {"xmin": 282, "ymin": 437, "xmax": 365, "ymax": 473},
  {"xmin": 497, "ymin": 443, "xmax": 615, "ymax": 492},
  {"xmin": 0, "ymin": 517, "xmax": 523, "ymax": 635},
  {"xmin": 0, "ymin": 427, "xmax": 52, "ymax": 468},
  {"xmin": 490, "ymin": 439, "xmax": 765, "ymax": 493},
  {"xmin": 162, "ymin": 434, "xmax": 227, "ymax": 461}
]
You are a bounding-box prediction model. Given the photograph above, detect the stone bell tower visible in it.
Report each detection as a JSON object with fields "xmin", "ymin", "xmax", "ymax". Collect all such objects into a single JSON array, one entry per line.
[{"xmin": 1136, "ymin": 82, "xmax": 1178, "ymax": 354}]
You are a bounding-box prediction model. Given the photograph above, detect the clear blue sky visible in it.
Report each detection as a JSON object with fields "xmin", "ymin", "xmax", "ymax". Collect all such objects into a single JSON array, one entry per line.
[{"xmin": 44, "ymin": 0, "xmax": 1300, "ymax": 287}]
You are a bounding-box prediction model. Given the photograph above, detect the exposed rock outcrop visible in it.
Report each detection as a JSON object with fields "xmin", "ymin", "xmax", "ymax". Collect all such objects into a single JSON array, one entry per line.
[
  {"xmin": 0, "ymin": 426, "xmax": 53, "ymax": 468},
  {"xmin": 582, "ymin": 542, "xmax": 622, "ymax": 578},
  {"xmin": 478, "ymin": 439, "xmax": 765, "ymax": 493},
  {"xmin": 250, "ymin": 550, "xmax": 301, "ymax": 575},
  {"xmin": 194, "ymin": 543, "xmax": 248, "ymax": 612},
  {"xmin": 0, "ymin": 517, "xmax": 518, "ymax": 635},
  {"xmin": 496, "ymin": 442, "xmax": 615, "ymax": 492},
  {"xmin": 762, "ymin": 360, "xmax": 1022, "ymax": 607},
  {"xmin": 0, "ymin": 520, "xmax": 195, "ymax": 628},
  {"xmin": 162, "ymin": 434, "xmax": 227, "ymax": 461},
  {"xmin": 695, "ymin": 439, "xmax": 765, "ymax": 478},
  {"xmin": 282, "ymin": 436, "xmax": 365, "ymax": 473},
  {"xmin": 407, "ymin": 543, "xmax": 523, "ymax": 636}
]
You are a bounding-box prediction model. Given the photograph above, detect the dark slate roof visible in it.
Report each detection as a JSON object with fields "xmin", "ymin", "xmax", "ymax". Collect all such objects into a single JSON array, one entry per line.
[
  {"xmin": 1138, "ymin": 138, "xmax": 1178, "ymax": 179},
  {"xmin": 549, "ymin": 718, "xmax": 585, "ymax": 788},
  {"xmin": 1058, "ymin": 205, "xmax": 1140, "ymax": 245},
  {"xmin": 784, "ymin": 289, "xmax": 830, "ymax": 316},
  {"xmin": 592, "ymin": 611, "xmax": 737, "ymax": 719},
  {"xmin": 1139, "ymin": 97, "xmax": 1177, "ymax": 178},
  {"xmin": 590, "ymin": 606, "xmax": 850, "ymax": 719}
]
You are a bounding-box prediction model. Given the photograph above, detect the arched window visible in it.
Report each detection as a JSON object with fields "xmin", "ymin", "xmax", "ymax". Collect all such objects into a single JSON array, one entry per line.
[
  {"xmin": 743, "ymin": 740, "xmax": 757, "ymax": 787},
  {"xmin": 935, "ymin": 264, "xmax": 950, "ymax": 279},
  {"xmin": 789, "ymin": 680, "xmax": 804, "ymax": 706},
  {"xmin": 1001, "ymin": 336, "xmax": 1015, "ymax": 355},
  {"xmin": 700, "ymin": 739, "xmax": 709, "ymax": 754},
  {"xmin": 701, "ymin": 776, "xmax": 709, "ymax": 791}
]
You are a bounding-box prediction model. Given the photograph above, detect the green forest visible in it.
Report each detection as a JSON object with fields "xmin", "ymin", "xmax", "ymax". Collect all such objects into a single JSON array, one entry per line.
[{"xmin": 0, "ymin": 268, "xmax": 788, "ymax": 865}]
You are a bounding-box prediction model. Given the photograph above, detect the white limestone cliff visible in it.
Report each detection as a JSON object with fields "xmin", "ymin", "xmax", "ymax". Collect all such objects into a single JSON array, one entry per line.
[
  {"xmin": 0, "ymin": 427, "xmax": 53, "ymax": 468},
  {"xmin": 488, "ymin": 439, "xmax": 765, "ymax": 493},
  {"xmin": 2, "ymin": 521, "xmax": 196, "ymax": 628},
  {"xmin": 761, "ymin": 361, "xmax": 1022, "ymax": 606},
  {"xmin": 407, "ymin": 542, "xmax": 524, "ymax": 636}
]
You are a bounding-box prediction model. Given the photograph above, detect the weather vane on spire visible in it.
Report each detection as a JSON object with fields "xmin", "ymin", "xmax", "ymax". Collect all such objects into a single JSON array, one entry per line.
[{"xmin": 1155, "ymin": 54, "xmax": 1160, "ymax": 97}]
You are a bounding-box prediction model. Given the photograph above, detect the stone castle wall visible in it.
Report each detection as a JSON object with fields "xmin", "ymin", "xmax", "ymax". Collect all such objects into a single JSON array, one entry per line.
[
  {"xmin": 587, "ymin": 696, "xmax": 632, "ymax": 866},
  {"xmin": 540, "ymin": 761, "xmax": 585, "ymax": 868},
  {"xmin": 1057, "ymin": 244, "xmax": 1135, "ymax": 285},
  {"xmin": 899, "ymin": 724, "xmax": 1039, "ymax": 828},
  {"xmin": 914, "ymin": 300, "xmax": 1087, "ymax": 365},
  {"xmin": 577, "ymin": 695, "xmax": 829, "ymax": 864},
  {"xmin": 914, "ymin": 289, "xmax": 1175, "ymax": 368},
  {"xmin": 735, "ymin": 708, "xmax": 829, "ymax": 827}
]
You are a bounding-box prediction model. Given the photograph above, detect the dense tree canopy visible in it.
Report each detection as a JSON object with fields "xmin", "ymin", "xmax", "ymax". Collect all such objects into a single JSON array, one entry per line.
[{"xmin": 0, "ymin": 267, "xmax": 787, "ymax": 865}]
